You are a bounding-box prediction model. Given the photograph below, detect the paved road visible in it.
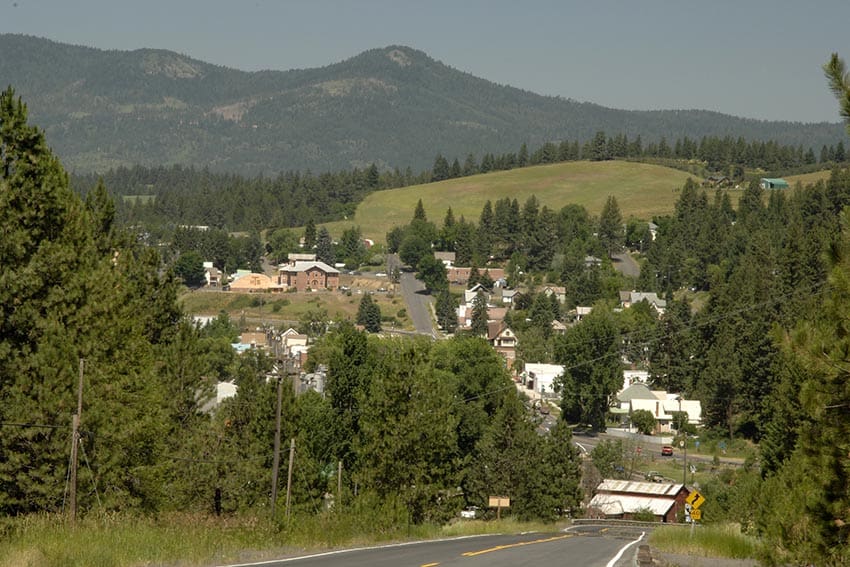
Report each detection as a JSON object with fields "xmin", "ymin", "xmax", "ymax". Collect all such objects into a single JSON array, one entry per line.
[
  {"xmin": 389, "ymin": 254, "xmax": 436, "ymax": 337},
  {"xmin": 218, "ymin": 528, "xmax": 646, "ymax": 567},
  {"xmin": 611, "ymin": 252, "xmax": 640, "ymax": 278}
]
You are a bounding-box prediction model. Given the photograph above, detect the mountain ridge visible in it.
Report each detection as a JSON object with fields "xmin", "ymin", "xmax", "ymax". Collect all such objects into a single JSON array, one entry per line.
[{"xmin": 1, "ymin": 34, "xmax": 845, "ymax": 175}]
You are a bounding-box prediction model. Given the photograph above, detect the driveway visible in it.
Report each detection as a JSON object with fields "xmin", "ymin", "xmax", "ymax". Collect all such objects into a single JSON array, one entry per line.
[{"xmin": 611, "ymin": 252, "xmax": 640, "ymax": 278}]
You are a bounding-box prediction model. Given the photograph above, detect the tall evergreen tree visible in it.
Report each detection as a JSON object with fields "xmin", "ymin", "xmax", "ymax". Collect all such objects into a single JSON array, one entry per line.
[
  {"xmin": 435, "ymin": 291, "xmax": 459, "ymax": 334},
  {"xmin": 315, "ymin": 226, "xmax": 335, "ymax": 265},
  {"xmin": 470, "ymin": 290, "xmax": 489, "ymax": 337},
  {"xmin": 598, "ymin": 195, "xmax": 624, "ymax": 257},
  {"xmin": 303, "ymin": 217, "xmax": 317, "ymax": 249},
  {"xmin": 356, "ymin": 293, "xmax": 382, "ymax": 333},
  {"xmin": 0, "ymin": 87, "xmax": 190, "ymax": 513}
]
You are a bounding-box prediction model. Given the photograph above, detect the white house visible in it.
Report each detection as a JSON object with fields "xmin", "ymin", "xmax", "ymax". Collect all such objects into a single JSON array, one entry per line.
[{"xmin": 523, "ymin": 363, "xmax": 564, "ymax": 397}]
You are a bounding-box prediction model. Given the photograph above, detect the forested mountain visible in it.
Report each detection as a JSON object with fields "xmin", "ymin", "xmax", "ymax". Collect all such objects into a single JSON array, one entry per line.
[{"xmin": 2, "ymin": 34, "xmax": 846, "ymax": 175}]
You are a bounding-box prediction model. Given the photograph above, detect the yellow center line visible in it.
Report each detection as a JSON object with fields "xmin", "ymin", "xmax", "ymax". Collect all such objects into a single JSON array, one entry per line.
[
  {"xmin": 421, "ymin": 563, "xmax": 440, "ymax": 567},
  {"xmin": 461, "ymin": 534, "xmax": 574, "ymax": 557}
]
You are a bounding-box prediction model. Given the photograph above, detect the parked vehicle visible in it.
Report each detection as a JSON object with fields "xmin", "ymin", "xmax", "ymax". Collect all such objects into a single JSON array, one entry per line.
[
  {"xmin": 661, "ymin": 445, "xmax": 674, "ymax": 456},
  {"xmin": 644, "ymin": 471, "xmax": 665, "ymax": 483}
]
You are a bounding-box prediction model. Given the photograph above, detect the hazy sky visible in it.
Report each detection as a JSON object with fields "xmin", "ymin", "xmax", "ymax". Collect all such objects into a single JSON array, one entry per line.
[{"xmin": 2, "ymin": 0, "xmax": 849, "ymax": 124}]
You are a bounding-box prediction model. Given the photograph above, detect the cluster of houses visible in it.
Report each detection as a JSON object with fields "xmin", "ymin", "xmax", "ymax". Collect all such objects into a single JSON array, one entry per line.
[{"xmin": 207, "ymin": 326, "xmax": 318, "ymax": 409}]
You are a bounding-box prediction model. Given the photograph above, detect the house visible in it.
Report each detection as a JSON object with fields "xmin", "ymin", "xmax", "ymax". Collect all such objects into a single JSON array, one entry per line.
[
  {"xmin": 623, "ymin": 369, "xmax": 650, "ymax": 389},
  {"xmin": 615, "ymin": 383, "xmax": 702, "ymax": 433},
  {"xmin": 229, "ymin": 272, "xmax": 274, "ymax": 293},
  {"xmin": 488, "ymin": 322, "xmax": 517, "ymax": 367},
  {"xmin": 464, "ymin": 283, "xmax": 489, "ymax": 305},
  {"xmin": 498, "ymin": 288, "xmax": 523, "ymax": 307},
  {"xmin": 551, "ymin": 319, "xmax": 567, "ymax": 334},
  {"xmin": 619, "ymin": 291, "xmax": 667, "ymax": 314},
  {"xmin": 760, "ymin": 177, "xmax": 789, "ymax": 190},
  {"xmin": 571, "ymin": 306, "xmax": 593, "ymax": 323},
  {"xmin": 434, "ymin": 251, "xmax": 456, "ymax": 266},
  {"xmin": 240, "ymin": 330, "xmax": 268, "ymax": 348},
  {"xmin": 268, "ymin": 327, "xmax": 309, "ymax": 359},
  {"xmin": 541, "ymin": 285, "xmax": 567, "ymax": 304},
  {"xmin": 522, "ymin": 363, "xmax": 564, "ymax": 397},
  {"xmin": 588, "ymin": 480, "xmax": 689, "ymax": 523},
  {"xmin": 703, "ymin": 175, "xmax": 731, "ymax": 188},
  {"xmin": 203, "ymin": 261, "xmax": 223, "ymax": 287},
  {"xmin": 648, "ymin": 222, "xmax": 659, "ymax": 241},
  {"xmin": 278, "ymin": 260, "xmax": 340, "ymax": 291}
]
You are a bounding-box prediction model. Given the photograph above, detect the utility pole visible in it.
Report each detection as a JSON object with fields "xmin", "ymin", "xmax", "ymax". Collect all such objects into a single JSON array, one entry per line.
[
  {"xmin": 285, "ymin": 438, "xmax": 295, "ymax": 519},
  {"xmin": 270, "ymin": 374, "xmax": 283, "ymax": 518},
  {"xmin": 69, "ymin": 358, "xmax": 84, "ymax": 523}
]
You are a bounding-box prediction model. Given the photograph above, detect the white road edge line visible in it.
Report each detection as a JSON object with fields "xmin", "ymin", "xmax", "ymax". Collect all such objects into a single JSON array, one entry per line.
[
  {"xmin": 605, "ymin": 530, "xmax": 645, "ymax": 567},
  {"xmin": 215, "ymin": 534, "xmax": 496, "ymax": 567}
]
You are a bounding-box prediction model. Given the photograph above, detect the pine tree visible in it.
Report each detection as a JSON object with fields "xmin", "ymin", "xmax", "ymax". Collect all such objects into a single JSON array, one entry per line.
[
  {"xmin": 356, "ymin": 293, "xmax": 381, "ymax": 333},
  {"xmin": 315, "ymin": 227, "xmax": 335, "ymax": 265},
  {"xmin": 435, "ymin": 291, "xmax": 459, "ymax": 333},
  {"xmin": 598, "ymin": 195, "xmax": 624, "ymax": 257},
  {"xmin": 431, "ymin": 154, "xmax": 450, "ymax": 182},
  {"xmin": 303, "ymin": 217, "xmax": 317, "ymax": 249},
  {"xmin": 470, "ymin": 290, "xmax": 489, "ymax": 336},
  {"xmin": 518, "ymin": 143, "xmax": 529, "ymax": 167},
  {"xmin": 413, "ymin": 198, "xmax": 427, "ymax": 222},
  {"xmin": 0, "ymin": 88, "xmax": 188, "ymax": 513},
  {"xmin": 824, "ymin": 53, "xmax": 850, "ymax": 133}
]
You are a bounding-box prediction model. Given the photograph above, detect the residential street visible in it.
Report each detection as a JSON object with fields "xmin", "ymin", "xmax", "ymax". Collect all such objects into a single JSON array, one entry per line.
[
  {"xmin": 388, "ymin": 254, "xmax": 436, "ymax": 337},
  {"xmin": 611, "ymin": 252, "xmax": 640, "ymax": 278}
]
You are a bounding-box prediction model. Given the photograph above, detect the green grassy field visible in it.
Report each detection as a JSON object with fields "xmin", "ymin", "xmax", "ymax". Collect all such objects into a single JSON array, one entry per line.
[{"xmin": 323, "ymin": 161, "xmax": 698, "ymax": 243}]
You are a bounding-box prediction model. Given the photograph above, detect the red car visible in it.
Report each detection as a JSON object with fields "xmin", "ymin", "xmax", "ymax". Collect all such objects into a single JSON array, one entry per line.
[{"xmin": 661, "ymin": 445, "xmax": 674, "ymax": 456}]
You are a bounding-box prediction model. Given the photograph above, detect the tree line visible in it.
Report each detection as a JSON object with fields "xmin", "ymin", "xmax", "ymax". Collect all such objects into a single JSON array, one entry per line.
[{"xmin": 68, "ymin": 130, "xmax": 842, "ymax": 238}]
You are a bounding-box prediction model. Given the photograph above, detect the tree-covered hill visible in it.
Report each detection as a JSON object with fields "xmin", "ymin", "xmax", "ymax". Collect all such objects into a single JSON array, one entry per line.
[{"xmin": 1, "ymin": 34, "xmax": 846, "ymax": 175}]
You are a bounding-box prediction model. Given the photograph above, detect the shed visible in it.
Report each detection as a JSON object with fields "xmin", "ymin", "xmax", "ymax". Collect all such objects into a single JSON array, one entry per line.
[
  {"xmin": 588, "ymin": 480, "xmax": 689, "ymax": 523},
  {"xmin": 760, "ymin": 178, "xmax": 789, "ymax": 190}
]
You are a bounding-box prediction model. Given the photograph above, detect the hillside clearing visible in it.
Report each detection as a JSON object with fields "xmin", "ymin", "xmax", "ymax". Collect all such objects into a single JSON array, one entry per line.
[{"xmin": 324, "ymin": 160, "xmax": 697, "ymax": 243}]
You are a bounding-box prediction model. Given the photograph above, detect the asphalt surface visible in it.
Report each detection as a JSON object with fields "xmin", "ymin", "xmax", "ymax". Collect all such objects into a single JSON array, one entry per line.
[
  {"xmin": 611, "ymin": 252, "xmax": 641, "ymax": 278},
  {"xmin": 218, "ymin": 528, "xmax": 647, "ymax": 567},
  {"xmin": 388, "ymin": 254, "xmax": 436, "ymax": 337}
]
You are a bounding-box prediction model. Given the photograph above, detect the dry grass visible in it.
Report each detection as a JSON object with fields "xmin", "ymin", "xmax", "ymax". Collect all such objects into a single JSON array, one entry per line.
[
  {"xmin": 784, "ymin": 169, "xmax": 833, "ymax": 187},
  {"xmin": 322, "ymin": 160, "xmax": 696, "ymax": 243},
  {"xmin": 179, "ymin": 275, "xmax": 412, "ymax": 331}
]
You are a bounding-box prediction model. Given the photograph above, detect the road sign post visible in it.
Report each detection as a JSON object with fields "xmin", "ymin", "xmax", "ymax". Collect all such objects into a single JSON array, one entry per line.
[{"xmin": 488, "ymin": 496, "xmax": 510, "ymax": 520}]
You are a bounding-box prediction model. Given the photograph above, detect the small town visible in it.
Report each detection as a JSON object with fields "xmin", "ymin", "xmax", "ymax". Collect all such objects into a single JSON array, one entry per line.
[{"xmin": 2, "ymin": 4, "xmax": 850, "ymax": 566}]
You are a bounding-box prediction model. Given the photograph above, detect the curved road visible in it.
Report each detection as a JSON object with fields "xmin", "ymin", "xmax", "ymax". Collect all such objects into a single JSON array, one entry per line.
[{"xmin": 218, "ymin": 527, "xmax": 646, "ymax": 567}]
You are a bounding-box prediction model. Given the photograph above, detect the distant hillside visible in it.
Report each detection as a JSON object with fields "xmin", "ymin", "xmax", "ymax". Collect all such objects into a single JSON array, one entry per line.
[
  {"xmin": 1, "ymin": 34, "xmax": 846, "ymax": 175},
  {"xmin": 323, "ymin": 160, "xmax": 700, "ymax": 243}
]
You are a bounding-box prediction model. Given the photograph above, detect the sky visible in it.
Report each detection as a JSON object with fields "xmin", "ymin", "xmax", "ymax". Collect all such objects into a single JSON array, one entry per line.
[{"xmin": 2, "ymin": 0, "xmax": 849, "ymax": 124}]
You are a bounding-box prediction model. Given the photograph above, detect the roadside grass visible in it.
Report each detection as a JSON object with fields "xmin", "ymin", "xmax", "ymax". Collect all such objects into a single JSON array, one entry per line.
[
  {"xmin": 649, "ymin": 522, "xmax": 762, "ymax": 560},
  {"xmin": 322, "ymin": 160, "xmax": 697, "ymax": 243},
  {"xmin": 0, "ymin": 512, "xmax": 563, "ymax": 567}
]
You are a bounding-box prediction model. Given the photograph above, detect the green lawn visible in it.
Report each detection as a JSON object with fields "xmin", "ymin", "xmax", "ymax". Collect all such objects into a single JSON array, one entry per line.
[{"xmin": 323, "ymin": 160, "xmax": 698, "ymax": 243}]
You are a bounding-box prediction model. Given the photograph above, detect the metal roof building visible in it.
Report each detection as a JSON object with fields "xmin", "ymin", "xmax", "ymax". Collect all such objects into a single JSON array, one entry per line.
[{"xmin": 588, "ymin": 480, "xmax": 689, "ymax": 523}]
